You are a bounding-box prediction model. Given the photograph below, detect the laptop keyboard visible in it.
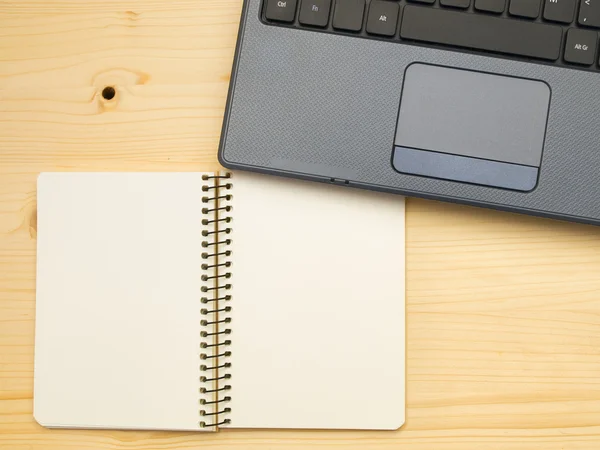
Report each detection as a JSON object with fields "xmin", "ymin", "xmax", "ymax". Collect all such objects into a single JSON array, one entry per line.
[{"xmin": 262, "ymin": 0, "xmax": 600, "ymax": 71}]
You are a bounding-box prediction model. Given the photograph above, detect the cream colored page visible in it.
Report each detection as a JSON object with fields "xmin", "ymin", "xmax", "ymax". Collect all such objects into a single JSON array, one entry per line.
[
  {"xmin": 34, "ymin": 173, "xmax": 209, "ymax": 431},
  {"xmin": 224, "ymin": 172, "xmax": 406, "ymax": 430}
]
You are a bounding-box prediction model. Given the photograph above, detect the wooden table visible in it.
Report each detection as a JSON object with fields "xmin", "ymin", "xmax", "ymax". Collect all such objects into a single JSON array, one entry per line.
[{"xmin": 2, "ymin": 1, "xmax": 600, "ymax": 448}]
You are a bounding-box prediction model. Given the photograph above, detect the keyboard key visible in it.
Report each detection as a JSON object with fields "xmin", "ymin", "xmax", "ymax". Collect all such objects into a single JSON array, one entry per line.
[
  {"xmin": 407, "ymin": 0, "xmax": 435, "ymax": 4},
  {"xmin": 333, "ymin": 0, "xmax": 366, "ymax": 31},
  {"xmin": 564, "ymin": 28, "xmax": 598, "ymax": 64},
  {"xmin": 579, "ymin": 0, "xmax": 600, "ymax": 27},
  {"xmin": 265, "ymin": 0, "xmax": 298, "ymax": 22},
  {"xmin": 366, "ymin": 0, "xmax": 400, "ymax": 36},
  {"xmin": 509, "ymin": 0, "xmax": 541, "ymax": 18},
  {"xmin": 400, "ymin": 5, "xmax": 562, "ymax": 60},
  {"xmin": 299, "ymin": 0, "xmax": 332, "ymax": 27},
  {"xmin": 441, "ymin": 0, "xmax": 471, "ymax": 8},
  {"xmin": 543, "ymin": 0, "xmax": 576, "ymax": 23},
  {"xmin": 475, "ymin": 0, "xmax": 506, "ymax": 13}
]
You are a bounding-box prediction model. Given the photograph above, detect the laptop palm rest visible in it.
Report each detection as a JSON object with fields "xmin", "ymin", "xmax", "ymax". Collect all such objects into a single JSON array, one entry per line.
[{"xmin": 392, "ymin": 64, "xmax": 550, "ymax": 192}]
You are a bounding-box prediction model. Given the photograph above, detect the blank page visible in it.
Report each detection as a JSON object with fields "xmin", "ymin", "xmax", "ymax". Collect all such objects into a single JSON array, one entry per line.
[
  {"xmin": 225, "ymin": 172, "xmax": 406, "ymax": 430},
  {"xmin": 34, "ymin": 173, "xmax": 207, "ymax": 430}
]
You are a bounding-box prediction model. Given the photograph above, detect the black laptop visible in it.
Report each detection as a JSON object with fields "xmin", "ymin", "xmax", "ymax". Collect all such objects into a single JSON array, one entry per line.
[{"xmin": 219, "ymin": 0, "xmax": 600, "ymax": 225}]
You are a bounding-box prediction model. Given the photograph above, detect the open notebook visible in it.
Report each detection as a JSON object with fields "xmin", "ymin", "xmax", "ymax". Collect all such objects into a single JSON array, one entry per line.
[{"xmin": 34, "ymin": 171, "xmax": 406, "ymax": 431}]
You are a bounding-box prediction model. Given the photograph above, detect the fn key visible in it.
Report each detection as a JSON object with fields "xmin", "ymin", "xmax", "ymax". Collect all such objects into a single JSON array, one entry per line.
[{"xmin": 366, "ymin": 0, "xmax": 400, "ymax": 36}]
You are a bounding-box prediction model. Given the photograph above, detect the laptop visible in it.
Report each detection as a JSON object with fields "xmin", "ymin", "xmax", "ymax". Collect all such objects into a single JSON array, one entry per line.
[{"xmin": 219, "ymin": 0, "xmax": 600, "ymax": 226}]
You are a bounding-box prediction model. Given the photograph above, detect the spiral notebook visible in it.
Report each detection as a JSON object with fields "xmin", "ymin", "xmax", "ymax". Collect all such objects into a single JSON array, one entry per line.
[{"xmin": 34, "ymin": 171, "xmax": 406, "ymax": 431}]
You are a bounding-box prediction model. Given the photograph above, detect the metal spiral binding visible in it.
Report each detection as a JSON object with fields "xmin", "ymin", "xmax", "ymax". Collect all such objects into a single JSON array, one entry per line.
[{"xmin": 199, "ymin": 173, "xmax": 233, "ymax": 429}]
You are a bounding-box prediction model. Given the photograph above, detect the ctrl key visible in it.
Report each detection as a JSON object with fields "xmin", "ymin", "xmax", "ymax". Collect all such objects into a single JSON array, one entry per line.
[
  {"xmin": 265, "ymin": 0, "xmax": 298, "ymax": 22},
  {"xmin": 564, "ymin": 28, "xmax": 597, "ymax": 66}
]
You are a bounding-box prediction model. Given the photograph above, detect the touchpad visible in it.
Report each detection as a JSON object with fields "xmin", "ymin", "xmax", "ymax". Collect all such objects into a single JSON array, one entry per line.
[{"xmin": 392, "ymin": 64, "xmax": 550, "ymax": 191}]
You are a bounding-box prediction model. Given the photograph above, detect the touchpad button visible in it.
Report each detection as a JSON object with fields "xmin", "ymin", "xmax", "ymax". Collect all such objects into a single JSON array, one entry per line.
[{"xmin": 392, "ymin": 64, "xmax": 550, "ymax": 191}]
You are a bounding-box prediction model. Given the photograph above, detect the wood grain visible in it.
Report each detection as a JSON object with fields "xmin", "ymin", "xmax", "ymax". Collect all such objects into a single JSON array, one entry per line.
[{"xmin": 1, "ymin": 0, "xmax": 600, "ymax": 448}]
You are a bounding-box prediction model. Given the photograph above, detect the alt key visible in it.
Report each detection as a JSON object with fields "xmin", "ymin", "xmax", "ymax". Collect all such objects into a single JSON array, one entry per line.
[{"xmin": 366, "ymin": 0, "xmax": 400, "ymax": 36}]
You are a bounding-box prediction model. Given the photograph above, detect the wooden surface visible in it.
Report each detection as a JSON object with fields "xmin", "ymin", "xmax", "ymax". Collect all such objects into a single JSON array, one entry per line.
[{"xmin": 1, "ymin": 0, "xmax": 600, "ymax": 448}]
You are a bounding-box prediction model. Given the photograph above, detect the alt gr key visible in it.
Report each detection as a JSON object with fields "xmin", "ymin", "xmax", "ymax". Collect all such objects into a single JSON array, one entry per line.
[{"xmin": 564, "ymin": 28, "xmax": 598, "ymax": 65}]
